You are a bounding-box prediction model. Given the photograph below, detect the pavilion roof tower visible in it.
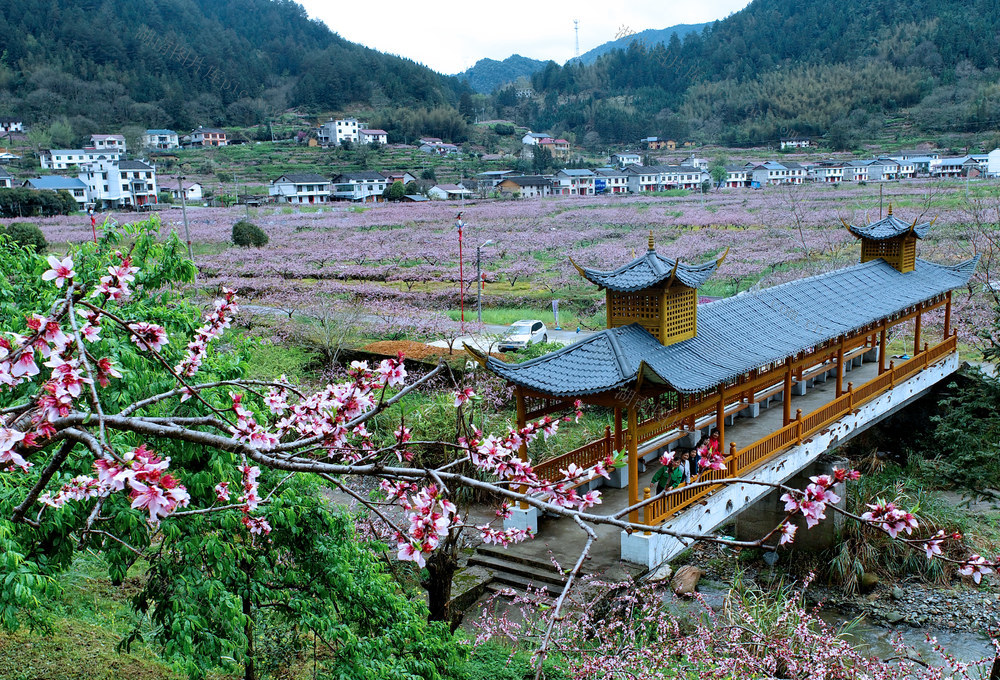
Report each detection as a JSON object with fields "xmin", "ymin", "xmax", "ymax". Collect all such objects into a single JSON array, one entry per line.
[
  {"xmin": 845, "ymin": 204, "xmax": 933, "ymax": 273},
  {"xmin": 571, "ymin": 231, "xmax": 727, "ymax": 346}
]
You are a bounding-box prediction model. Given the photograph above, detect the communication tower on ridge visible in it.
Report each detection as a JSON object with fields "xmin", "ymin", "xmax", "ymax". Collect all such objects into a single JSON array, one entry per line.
[{"xmin": 574, "ymin": 19, "xmax": 580, "ymax": 59}]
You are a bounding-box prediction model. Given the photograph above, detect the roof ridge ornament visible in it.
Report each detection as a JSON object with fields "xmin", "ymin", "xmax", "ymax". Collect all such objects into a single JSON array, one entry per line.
[
  {"xmin": 888, "ymin": 203, "xmax": 893, "ymax": 216},
  {"xmin": 648, "ymin": 230, "xmax": 655, "ymax": 252}
]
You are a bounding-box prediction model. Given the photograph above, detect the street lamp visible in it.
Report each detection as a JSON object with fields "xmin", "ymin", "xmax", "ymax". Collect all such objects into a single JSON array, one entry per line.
[{"xmin": 476, "ymin": 239, "xmax": 495, "ymax": 323}]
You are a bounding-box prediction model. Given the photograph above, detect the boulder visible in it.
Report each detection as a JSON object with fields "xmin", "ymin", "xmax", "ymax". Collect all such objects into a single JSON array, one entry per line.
[
  {"xmin": 670, "ymin": 565, "xmax": 705, "ymax": 597},
  {"xmin": 891, "ymin": 586, "xmax": 904, "ymax": 600},
  {"xmin": 859, "ymin": 572, "xmax": 880, "ymax": 593},
  {"xmin": 649, "ymin": 564, "xmax": 673, "ymax": 583}
]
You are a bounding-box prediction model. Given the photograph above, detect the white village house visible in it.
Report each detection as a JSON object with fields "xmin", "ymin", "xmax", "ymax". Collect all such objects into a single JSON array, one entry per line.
[
  {"xmin": 169, "ymin": 182, "xmax": 203, "ymax": 202},
  {"xmin": 143, "ymin": 129, "xmax": 180, "ymax": 150},
  {"xmin": 269, "ymin": 173, "xmax": 331, "ymax": 204},
  {"xmin": 359, "ymin": 129, "xmax": 388, "ymax": 145},
  {"xmin": 79, "ymin": 159, "xmax": 158, "ymax": 209},
  {"xmin": 41, "ymin": 149, "xmax": 122, "ymax": 170},
  {"xmin": 90, "ymin": 134, "xmax": 126, "ymax": 153},
  {"xmin": 318, "ymin": 119, "xmax": 364, "ymax": 147},
  {"xmin": 331, "ymin": 171, "xmax": 389, "ymax": 202},
  {"xmin": 0, "ymin": 118, "xmax": 24, "ymax": 133},
  {"xmin": 427, "ymin": 183, "xmax": 473, "ymax": 200}
]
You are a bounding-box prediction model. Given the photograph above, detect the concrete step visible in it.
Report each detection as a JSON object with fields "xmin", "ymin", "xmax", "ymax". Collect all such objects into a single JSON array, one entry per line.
[
  {"xmin": 474, "ymin": 546, "xmax": 563, "ymax": 574},
  {"xmin": 484, "ymin": 572, "xmax": 564, "ymax": 599},
  {"xmin": 468, "ymin": 553, "xmax": 567, "ymax": 588}
]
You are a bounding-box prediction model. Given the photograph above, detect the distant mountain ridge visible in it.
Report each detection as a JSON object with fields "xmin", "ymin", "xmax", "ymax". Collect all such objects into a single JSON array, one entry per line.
[
  {"xmin": 453, "ymin": 55, "xmax": 550, "ymax": 95},
  {"xmin": 454, "ymin": 22, "xmax": 709, "ymax": 93},
  {"xmin": 575, "ymin": 23, "xmax": 708, "ymax": 65}
]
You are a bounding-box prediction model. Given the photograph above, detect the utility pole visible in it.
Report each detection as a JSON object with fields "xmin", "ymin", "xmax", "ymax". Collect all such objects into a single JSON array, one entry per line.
[
  {"xmin": 476, "ymin": 239, "xmax": 494, "ymax": 323},
  {"xmin": 178, "ymin": 176, "xmax": 197, "ymax": 287}
]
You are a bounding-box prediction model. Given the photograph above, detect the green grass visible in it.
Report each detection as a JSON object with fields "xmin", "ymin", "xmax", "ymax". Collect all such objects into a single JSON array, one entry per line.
[
  {"xmin": 0, "ymin": 553, "xmax": 180, "ymax": 680},
  {"xmin": 446, "ymin": 306, "xmax": 584, "ymax": 329}
]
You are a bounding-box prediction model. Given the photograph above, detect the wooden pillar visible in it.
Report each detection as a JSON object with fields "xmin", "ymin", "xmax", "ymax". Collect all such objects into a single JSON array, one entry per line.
[
  {"xmin": 613, "ymin": 407, "xmax": 623, "ymax": 452},
  {"xmin": 878, "ymin": 326, "xmax": 887, "ymax": 375},
  {"xmin": 715, "ymin": 385, "xmax": 725, "ymax": 454},
  {"xmin": 943, "ymin": 291, "xmax": 952, "ymax": 338},
  {"xmin": 835, "ymin": 335, "xmax": 845, "ymax": 398},
  {"xmin": 914, "ymin": 311, "xmax": 922, "ymax": 355},
  {"xmin": 783, "ymin": 357, "xmax": 793, "ymax": 426},
  {"xmin": 515, "ymin": 387, "xmax": 529, "ymax": 509},
  {"xmin": 627, "ymin": 405, "xmax": 639, "ymax": 523}
]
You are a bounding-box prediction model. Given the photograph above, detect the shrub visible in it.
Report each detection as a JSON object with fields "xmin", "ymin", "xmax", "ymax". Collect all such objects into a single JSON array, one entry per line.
[
  {"xmin": 158, "ymin": 192, "xmax": 173, "ymax": 204},
  {"xmin": 2, "ymin": 222, "xmax": 48, "ymax": 252},
  {"xmin": 232, "ymin": 220, "xmax": 269, "ymax": 247}
]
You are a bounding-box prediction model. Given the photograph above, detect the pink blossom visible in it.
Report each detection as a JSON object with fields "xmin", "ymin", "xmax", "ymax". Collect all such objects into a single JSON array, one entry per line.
[
  {"xmin": 453, "ymin": 387, "xmax": 475, "ymax": 407},
  {"xmin": 42, "ymin": 255, "xmax": 75, "ymax": 288},
  {"xmin": 215, "ymin": 482, "xmax": 231, "ymax": 502},
  {"xmin": 778, "ymin": 523, "xmax": 797, "ymax": 545},
  {"xmin": 129, "ymin": 479, "xmax": 172, "ymax": 524},
  {"xmin": 127, "ymin": 322, "xmax": 169, "ymax": 352},
  {"xmin": 958, "ymin": 555, "xmax": 993, "ymax": 584}
]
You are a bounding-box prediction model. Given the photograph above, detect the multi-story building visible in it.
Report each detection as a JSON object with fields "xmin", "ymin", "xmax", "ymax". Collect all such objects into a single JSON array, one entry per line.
[
  {"xmin": 79, "ymin": 159, "xmax": 158, "ymax": 209},
  {"xmin": 0, "ymin": 167, "xmax": 13, "ymax": 188},
  {"xmin": 188, "ymin": 127, "xmax": 228, "ymax": 147},
  {"xmin": 0, "ymin": 118, "xmax": 23, "ymax": 133},
  {"xmin": 143, "ymin": 129, "xmax": 180, "ymax": 149},
  {"xmin": 552, "ymin": 169, "xmax": 596, "ymax": 196},
  {"xmin": 318, "ymin": 119, "xmax": 364, "ymax": 147},
  {"xmin": 809, "ymin": 163, "xmax": 844, "ymax": 183},
  {"xmin": 40, "ymin": 149, "xmax": 122, "ymax": 170},
  {"xmin": 331, "ymin": 171, "xmax": 389, "ymax": 202},
  {"xmin": 89, "ymin": 134, "xmax": 126, "ymax": 153},
  {"xmin": 359, "ymin": 129, "xmax": 388, "ymax": 145},
  {"xmin": 594, "ymin": 167, "xmax": 629, "ymax": 194},
  {"xmin": 269, "ymin": 173, "xmax": 331, "ymax": 204}
]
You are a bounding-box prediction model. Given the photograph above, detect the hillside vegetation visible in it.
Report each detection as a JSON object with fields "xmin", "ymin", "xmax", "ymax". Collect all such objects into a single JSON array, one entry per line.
[
  {"xmin": 493, "ymin": 0, "xmax": 1000, "ymax": 148},
  {"xmin": 0, "ymin": 0, "xmax": 467, "ymax": 131}
]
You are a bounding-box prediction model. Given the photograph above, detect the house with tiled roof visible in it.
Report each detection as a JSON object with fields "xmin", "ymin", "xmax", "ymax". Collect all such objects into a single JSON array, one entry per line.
[
  {"xmin": 553, "ymin": 168, "xmax": 596, "ymax": 196},
  {"xmin": 0, "ymin": 166, "xmax": 13, "ymax": 188},
  {"xmin": 269, "ymin": 173, "xmax": 331, "ymax": 204},
  {"xmin": 89, "ymin": 134, "xmax": 126, "ymax": 153},
  {"xmin": 496, "ymin": 175, "xmax": 554, "ymax": 198},
  {"xmin": 359, "ymin": 129, "xmax": 388, "ymax": 145},
  {"xmin": 188, "ymin": 127, "xmax": 227, "ymax": 147},
  {"xmin": 331, "ymin": 171, "xmax": 389, "ymax": 202},
  {"xmin": 23, "ymin": 176, "xmax": 89, "ymax": 206},
  {"xmin": 143, "ymin": 130, "xmax": 180, "ymax": 149},
  {"xmin": 40, "ymin": 149, "xmax": 122, "ymax": 170}
]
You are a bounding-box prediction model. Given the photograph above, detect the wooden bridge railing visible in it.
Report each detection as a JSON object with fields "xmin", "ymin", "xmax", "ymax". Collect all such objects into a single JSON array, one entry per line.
[
  {"xmin": 533, "ymin": 426, "xmax": 613, "ymax": 483},
  {"xmin": 643, "ymin": 334, "xmax": 957, "ymax": 525}
]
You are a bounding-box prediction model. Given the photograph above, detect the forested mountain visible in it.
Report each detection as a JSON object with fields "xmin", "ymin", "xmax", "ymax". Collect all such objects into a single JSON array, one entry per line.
[
  {"xmin": 575, "ymin": 23, "xmax": 707, "ymax": 65},
  {"xmin": 0, "ymin": 0, "xmax": 467, "ymax": 132},
  {"xmin": 453, "ymin": 55, "xmax": 550, "ymax": 95},
  {"xmin": 496, "ymin": 0, "xmax": 1000, "ymax": 149}
]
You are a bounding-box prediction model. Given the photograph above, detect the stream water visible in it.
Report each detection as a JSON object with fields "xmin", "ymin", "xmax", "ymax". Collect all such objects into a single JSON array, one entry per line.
[{"xmin": 691, "ymin": 580, "xmax": 996, "ymax": 668}]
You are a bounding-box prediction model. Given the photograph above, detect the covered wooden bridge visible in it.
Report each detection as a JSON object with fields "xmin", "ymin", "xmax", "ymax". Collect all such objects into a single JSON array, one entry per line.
[{"xmin": 470, "ymin": 210, "xmax": 977, "ymax": 565}]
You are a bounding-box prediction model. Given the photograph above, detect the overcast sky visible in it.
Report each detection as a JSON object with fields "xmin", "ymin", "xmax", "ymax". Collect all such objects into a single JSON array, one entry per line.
[{"xmin": 296, "ymin": 0, "xmax": 752, "ymax": 74}]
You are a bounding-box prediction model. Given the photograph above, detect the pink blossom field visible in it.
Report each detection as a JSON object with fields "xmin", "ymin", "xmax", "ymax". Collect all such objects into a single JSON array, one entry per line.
[{"xmin": 16, "ymin": 179, "xmax": 998, "ymax": 348}]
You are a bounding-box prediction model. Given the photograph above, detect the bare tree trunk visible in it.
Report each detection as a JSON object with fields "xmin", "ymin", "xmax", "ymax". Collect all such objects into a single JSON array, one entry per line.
[{"xmin": 420, "ymin": 533, "xmax": 462, "ymax": 631}]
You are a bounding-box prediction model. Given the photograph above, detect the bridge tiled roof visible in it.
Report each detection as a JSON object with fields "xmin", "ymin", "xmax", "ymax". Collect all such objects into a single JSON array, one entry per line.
[
  {"xmin": 573, "ymin": 250, "xmax": 725, "ymax": 292},
  {"xmin": 848, "ymin": 214, "xmax": 932, "ymax": 240},
  {"xmin": 478, "ymin": 257, "xmax": 977, "ymax": 396}
]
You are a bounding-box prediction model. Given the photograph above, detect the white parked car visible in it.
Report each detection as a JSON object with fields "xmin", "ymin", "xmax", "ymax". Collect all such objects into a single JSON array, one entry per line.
[{"xmin": 499, "ymin": 319, "xmax": 548, "ymax": 351}]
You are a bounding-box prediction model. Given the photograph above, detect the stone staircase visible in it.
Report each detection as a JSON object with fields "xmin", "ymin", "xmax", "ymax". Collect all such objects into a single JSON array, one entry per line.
[{"xmin": 468, "ymin": 546, "xmax": 568, "ymax": 598}]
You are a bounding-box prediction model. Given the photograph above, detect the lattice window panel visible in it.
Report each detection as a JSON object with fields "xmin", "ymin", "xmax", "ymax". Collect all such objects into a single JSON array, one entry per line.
[
  {"xmin": 662, "ymin": 287, "xmax": 697, "ymax": 344},
  {"xmin": 900, "ymin": 237, "xmax": 916, "ymax": 272},
  {"xmin": 608, "ymin": 290, "xmax": 662, "ymax": 340},
  {"xmin": 860, "ymin": 238, "xmax": 901, "ymax": 265}
]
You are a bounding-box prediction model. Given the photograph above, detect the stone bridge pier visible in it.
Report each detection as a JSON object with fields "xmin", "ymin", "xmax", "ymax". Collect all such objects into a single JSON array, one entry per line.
[{"xmin": 734, "ymin": 454, "xmax": 849, "ymax": 551}]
